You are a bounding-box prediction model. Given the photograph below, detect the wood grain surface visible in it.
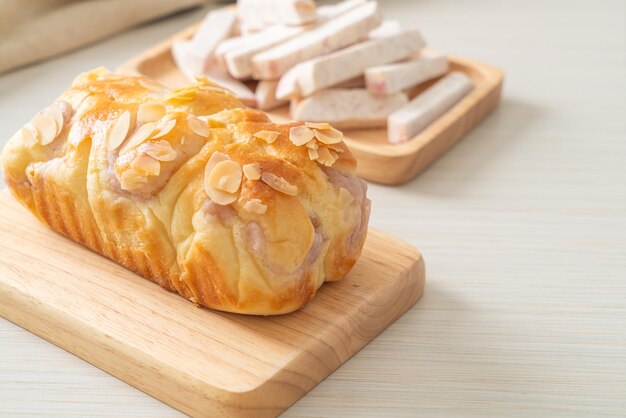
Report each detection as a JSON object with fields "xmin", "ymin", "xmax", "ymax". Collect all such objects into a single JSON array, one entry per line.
[
  {"xmin": 0, "ymin": 0, "xmax": 625, "ymax": 416},
  {"xmin": 118, "ymin": 19, "xmax": 503, "ymax": 185},
  {"xmin": 0, "ymin": 191, "xmax": 424, "ymax": 417}
]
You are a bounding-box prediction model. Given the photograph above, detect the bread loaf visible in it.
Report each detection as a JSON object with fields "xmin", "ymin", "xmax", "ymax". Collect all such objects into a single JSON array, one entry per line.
[{"xmin": 1, "ymin": 68, "xmax": 370, "ymax": 315}]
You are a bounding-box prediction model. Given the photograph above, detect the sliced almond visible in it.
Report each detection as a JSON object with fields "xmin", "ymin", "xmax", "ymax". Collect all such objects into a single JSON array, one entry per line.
[
  {"xmin": 316, "ymin": 146, "xmax": 336, "ymax": 166},
  {"xmin": 306, "ymin": 141, "xmax": 318, "ymax": 149},
  {"xmin": 307, "ymin": 147, "xmax": 319, "ymax": 160},
  {"xmin": 254, "ymin": 130, "xmax": 280, "ymax": 144},
  {"xmin": 305, "ymin": 122, "xmax": 332, "ymax": 130},
  {"xmin": 31, "ymin": 114, "xmax": 58, "ymax": 145},
  {"xmin": 187, "ymin": 114, "xmax": 209, "ymax": 137},
  {"xmin": 194, "ymin": 77, "xmax": 231, "ymax": 95},
  {"xmin": 152, "ymin": 117, "xmax": 177, "ymax": 139},
  {"xmin": 91, "ymin": 67, "xmax": 111, "ymax": 76},
  {"xmin": 205, "ymin": 152, "xmax": 230, "ymax": 174},
  {"xmin": 68, "ymin": 91, "xmax": 89, "ymax": 110},
  {"xmin": 107, "ymin": 111, "xmax": 131, "ymax": 150},
  {"xmin": 137, "ymin": 103, "xmax": 166, "ymax": 124},
  {"xmin": 338, "ymin": 187, "xmax": 355, "ymax": 208},
  {"xmin": 261, "ymin": 172, "xmax": 298, "ymax": 196},
  {"xmin": 200, "ymin": 85, "xmax": 229, "ymax": 94},
  {"xmin": 327, "ymin": 143, "xmax": 345, "ymax": 153},
  {"xmin": 19, "ymin": 125, "xmax": 39, "ymax": 147},
  {"xmin": 119, "ymin": 171, "xmax": 146, "ymax": 191},
  {"xmin": 198, "ymin": 115, "xmax": 226, "ymax": 129},
  {"xmin": 209, "ymin": 160, "xmax": 242, "ymax": 193},
  {"xmin": 76, "ymin": 95, "xmax": 97, "ymax": 117},
  {"xmin": 314, "ymin": 127, "xmax": 343, "ymax": 145},
  {"xmin": 120, "ymin": 122, "xmax": 155, "ymax": 153},
  {"xmin": 289, "ymin": 125, "xmax": 315, "ymax": 146},
  {"xmin": 139, "ymin": 140, "xmax": 177, "ymax": 162},
  {"xmin": 98, "ymin": 74, "xmax": 124, "ymax": 82},
  {"xmin": 204, "ymin": 152, "xmax": 238, "ymax": 205},
  {"xmin": 242, "ymin": 163, "xmax": 261, "ymax": 180},
  {"xmin": 72, "ymin": 67, "xmax": 110, "ymax": 87},
  {"xmin": 131, "ymin": 154, "xmax": 160, "ymax": 176},
  {"xmin": 46, "ymin": 105, "xmax": 65, "ymax": 136},
  {"xmin": 243, "ymin": 199, "xmax": 268, "ymax": 215},
  {"xmin": 166, "ymin": 93, "xmax": 194, "ymax": 103},
  {"xmin": 207, "ymin": 188, "xmax": 238, "ymax": 205},
  {"xmin": 195, "ymin": 75, "xmax": 210, "ymax": 85},
  {"xmin": 56, "ymin": 100, "xmax": 73, "ymax": 123}
]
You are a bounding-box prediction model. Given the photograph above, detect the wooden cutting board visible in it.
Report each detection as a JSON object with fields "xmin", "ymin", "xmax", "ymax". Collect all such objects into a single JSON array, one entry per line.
[
  {"xmin": 118, "ymin": 20, "xmax": 503, "ymax": 185},
  {"xmin": 0, "ymin": 191, "xmax": 424, "ymax": 417}
]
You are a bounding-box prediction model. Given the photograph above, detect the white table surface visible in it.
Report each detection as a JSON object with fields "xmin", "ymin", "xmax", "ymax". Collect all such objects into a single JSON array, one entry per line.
[{"xmin": 1, "ymin": 0, "xmax": 625, "ymax": 416}]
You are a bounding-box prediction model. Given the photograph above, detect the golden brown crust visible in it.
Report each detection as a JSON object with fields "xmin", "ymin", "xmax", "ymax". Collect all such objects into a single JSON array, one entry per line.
[{"xmin": 1, "ymin": 68, "xmax": 370, "ymax": 315}]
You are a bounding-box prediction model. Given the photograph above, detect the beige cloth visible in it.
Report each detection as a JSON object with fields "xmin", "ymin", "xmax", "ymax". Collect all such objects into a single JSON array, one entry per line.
[{"xmin": 0, "ymin": 0, "xmax": 208, "ymax": 74}]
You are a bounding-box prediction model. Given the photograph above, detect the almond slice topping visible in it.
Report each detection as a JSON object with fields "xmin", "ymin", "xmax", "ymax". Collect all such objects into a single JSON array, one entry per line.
[
  {"xmin": 195, "ymin": 75, "xmax": 210, "ymax": 85},
  {"xmin": 316, "ymin": 146, "xmax": 336, "ymax": 166},
  {"xmin": 205, "ymin": 152, "xmax": 230, "ymax": 175},
  {"xmin": 131, "ymin": 154, "xmax": 160, "ymax": 176},
  {"xmin": 46, "ymin": 105, "xmax": 65, "ymax": 136},
  {"xmin": 98, "ymin": 74, "xmax": 124, "ymax": 82},
  {"xmin": 338, "ymin": 187, "xmax": 355, "ymax": 208},
  {"xmin": 72, "ymin": 67, "xmax": 110, "ymax": 87},
  {"xmin": 54, "ymin": 100, "xmax": 74, "ymax": 126},
  {"xmin": 69, "ymin": 90, "xmax": 89, "ymax": 109},
  {"xmin": 243, "ymin": 199, "xmax": 268, "ymax": 215},
  {"xmin": 201, "ymin": 85, "xmax": 229, "ymax": 94},
  {"xmin": 261, "ymin": 172, "xmax": 299, "ymax": 196},
  {"xmin": 19, "ymin": 126, "xmax": 39, "ymax": 147},
  {"xmin": 204, "ymin": 152, "xmax": 238, "ymax": 205},
  {"xmin": 119, "ymin": 171, "xmax": 146, "ymax": 191},
  {"xmin": 243, "ymin": 163, "xmax": 261, "ymax": 180},
  {"xmin": 31, "ymin": 113, "xmax": 58, "ymax": 145},
  {"xmin": 120, "ymin": 122, "xmax": 155, "ymax": 153},
  {"xmin": 254, "ymin": 130, "xmax": 280, "ymax": 144},
  {"xmin": 187, "ymin": 114, "xmax": 209, "ymax": 137},
  {"xmin": 305, "ymin": 122, "xmax": 332, "ymax": 130},
  {"xmin": 289, "ymin": 125, "xmax": 315, "ymax": 146},
  {"xmin": 152, "ymin": 117, "xmax": 177, "ymax": 139},
  {"xmin": 107, "ymin": 111, "xmax": 131, "ymax": 150},
  {"xmin": 139, "ymin": 140, "xmax": 177, "ymax": 162},
  {"xmin": 206, "ymin": 187, "xmax": 238, "ymax": 205},
  {"xmin": 137, "ymin": 103, "xmax": 166, "ymax": 124},
  {"xmin": 306, "ymin": 140, "xmax": 318, "ymax": 149},
  {"xmin": 314, "ymin": 127, "xmax": 343, "ymax": 144},
  {"xmin": 76, "ymin": 95, "xmax": 97, "ymax": 117},
  {"xmin": 307, "ymin": 147, "xmax": 319, "ymax": 160},
  {"xmin": 327, "ymin": 143, "xmax": 345, "ymax": 153},
  {"xmin": 208, "ymin": 160, "xmax": 242, "ymax": 193},
  {"xmin": 199, "ymin": 115, "xmax": 226, "ymax": 129},
  {"xmin": 90, "ymin": 67, "xmax": 110, "ymax": 76}
]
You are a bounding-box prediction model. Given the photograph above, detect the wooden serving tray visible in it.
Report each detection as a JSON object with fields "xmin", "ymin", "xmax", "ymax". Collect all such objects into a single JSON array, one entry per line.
[
  {"xmin": 119, "ymin": 21, "xmax": 503, "ymax": 185},
  {"xmin": 0, "ymin": 191, "xmax": 424, "ymax": 417}
]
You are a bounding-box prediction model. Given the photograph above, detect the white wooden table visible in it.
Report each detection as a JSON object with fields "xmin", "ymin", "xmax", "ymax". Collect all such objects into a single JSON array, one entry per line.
[{"xmin": 1, "ymin": 0, "xmax": 625, "ymax": 416}]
